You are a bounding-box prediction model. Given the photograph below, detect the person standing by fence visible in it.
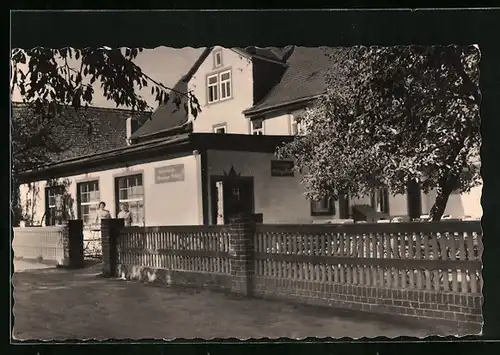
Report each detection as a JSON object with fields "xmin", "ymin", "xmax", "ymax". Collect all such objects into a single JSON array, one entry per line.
[
  {"xmin": 117, "ymin": 203, "xmax": 133, "ymax": 227},
  {"xmin": 95, "ymin": 201, "xmax": 111, "ymax": 226}
]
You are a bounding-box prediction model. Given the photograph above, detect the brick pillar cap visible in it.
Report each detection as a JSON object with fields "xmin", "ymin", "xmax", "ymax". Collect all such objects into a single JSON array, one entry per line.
[{"xmin": 229, "ymin": 213, "xmax": 254, "ymax": 224}]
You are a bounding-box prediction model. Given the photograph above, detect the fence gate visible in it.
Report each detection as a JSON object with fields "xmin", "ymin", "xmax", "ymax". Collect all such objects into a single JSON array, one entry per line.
[{"xmin": 83, "ymin": 227, "xmax": 102, "ymax": 258}]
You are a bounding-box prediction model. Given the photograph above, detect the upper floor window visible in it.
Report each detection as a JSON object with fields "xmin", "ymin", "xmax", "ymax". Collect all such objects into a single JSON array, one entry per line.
[
  {"xmin": 115, "ymin": 174, "xmax": 144, "ymax": 226},
  {"xmin": 207, "ymin": 74, "xmax": 219, "ymax": 103},
  {"xmin": 220, "ymin": 70, "xmax": 232, "ymax": 100},
  {"xmin": 213, "ymin": 123, "xmax": 227, "ymax": 134},
  {"xmin": 77, "ymin": 181, "xmax": 100, "ymax": 227},
  {"xmin": 206, "ymin": 70, "xmax": 232, "ymax": 104},
  {"xmin": 251, "ymin": 119, "xmax": 264, "ymax": 135},
  {"xmin": 214, "ymin": 50, "xmax": 223, "ymax": 68}
]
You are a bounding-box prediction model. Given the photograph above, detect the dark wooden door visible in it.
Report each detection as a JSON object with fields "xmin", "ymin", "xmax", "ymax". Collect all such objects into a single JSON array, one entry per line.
[
  {"xmin": 407, "ymin": 180, "xmax": 422, "ymax": 219},
  {"xmin": 338, "ymin": 191, "xmax": 350, "ymax": 219},
  {"xmin": 210, "ymin": 177, "xmax": 254, "ymax": 224}
]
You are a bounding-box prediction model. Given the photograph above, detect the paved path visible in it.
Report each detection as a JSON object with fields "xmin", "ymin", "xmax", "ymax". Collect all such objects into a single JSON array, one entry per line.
[{"xmin": 12, "ymin": 264, "xmax": 451, "ymax": 340}]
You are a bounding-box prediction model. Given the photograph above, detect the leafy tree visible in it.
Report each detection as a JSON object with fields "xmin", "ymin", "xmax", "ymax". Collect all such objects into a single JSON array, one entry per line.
[
  {"xmin": 11, "ymin": 47, "xmax": 201, "ymax": 117},
  {"xmin": 278, "ymin": 45, "xmax": 481, "ymax": 221},
  {"xmin": 10, "ymin": 47, "xmax": 201, "ymax": 225}
]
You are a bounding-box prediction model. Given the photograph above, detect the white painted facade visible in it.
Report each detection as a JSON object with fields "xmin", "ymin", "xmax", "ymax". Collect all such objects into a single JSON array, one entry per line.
[
  {"xmin": 17, "ymin": 47, "xmax": 482, "ymax": 226},
  {"xmin": 19, "ymin": 154, "xmax": 203, "ymax": 227},
  {"xmin": 188, "ymin": 47, "xmax": 253, "ymax": 135}
]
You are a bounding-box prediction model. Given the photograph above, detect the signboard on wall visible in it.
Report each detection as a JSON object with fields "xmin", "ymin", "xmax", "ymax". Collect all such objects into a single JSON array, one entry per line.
[
  {"xmin": 271, "ymin": 160, "xmax": 295, "ymax": 177},
  {"xmin": 155, "ymin": 164, "xmax": 185, "ymax": 184}
]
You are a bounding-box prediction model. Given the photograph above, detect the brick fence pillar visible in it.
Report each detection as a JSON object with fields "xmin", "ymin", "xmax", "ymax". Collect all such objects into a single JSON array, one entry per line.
[
  {"xmin": 101, "ymin": 218, "xmax": 124, "ymax": 277},
  {"xmin": 67, "ymin": 219, "xmax": 84, "ymax": 268},
  {"xmin": 228, "ymin": 213, "xmax": 255, "ymax": 296}
]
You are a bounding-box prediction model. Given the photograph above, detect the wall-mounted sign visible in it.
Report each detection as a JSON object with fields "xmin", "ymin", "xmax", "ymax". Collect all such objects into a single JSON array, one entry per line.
[
  {"xmin": 271, "ymin": 160, "xmax": 295, "ymax": 177},
  {"xmin": 155, "ymin": 164, "xmax": 185, "ymax": 184}
]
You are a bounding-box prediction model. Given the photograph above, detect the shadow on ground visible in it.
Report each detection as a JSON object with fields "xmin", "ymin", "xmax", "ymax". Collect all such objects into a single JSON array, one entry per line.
[{"xmin": 12, "ymin": 265, "xmax": 458, "ymax": 340}]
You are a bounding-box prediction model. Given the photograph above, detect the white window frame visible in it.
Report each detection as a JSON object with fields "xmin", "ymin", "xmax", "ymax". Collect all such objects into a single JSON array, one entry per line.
[
  {"xmin": 77, "ymin": 180, "xmax": 100, "ymax": 228},
  {"xmin": 219, "ymin": 70, "xmax": 232, "ymax": 101},
  {"xmin": 251, "ymin": 119, "xmax": 264, "ymax": 135},
  {"xmin": 47, "ymin": 186, "xmax": 63, "ymax": 226},
  {"xmin": 47, "ymin": 189, "xmax": 58, "ymax": 210},
  {"xmin": 207, "ymin": 74, "xmax": 219, "ymax": 104},
  {"xmin": 213, "ymin": 123, "xmax": 227, "ymax": 134},
  {"xmin": 116, "ymin": 174, "xmax": 145, "ymax": 227},
  {"xmin": 214, "ymin": 50, "xmax": 223, "ymax": 68}
]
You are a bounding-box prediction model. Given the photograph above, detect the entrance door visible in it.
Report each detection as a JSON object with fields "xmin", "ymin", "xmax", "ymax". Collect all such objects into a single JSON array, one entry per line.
[
  {"xmin": 407, "ymin": 180, "xmax": 422, "ymax": 220},
  {"xmin": 210, "ymin": 177, "xmax": 254, "ymax": 224},
  {"xmin": 338, "ymin": 191, "xmax": 350, "ymax": 219}
]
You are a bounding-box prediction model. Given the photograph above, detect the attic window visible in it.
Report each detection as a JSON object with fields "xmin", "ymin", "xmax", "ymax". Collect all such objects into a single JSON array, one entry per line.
[{"xmin": 214, "ymin": 50, "xmax": 223, "ymax": 68}]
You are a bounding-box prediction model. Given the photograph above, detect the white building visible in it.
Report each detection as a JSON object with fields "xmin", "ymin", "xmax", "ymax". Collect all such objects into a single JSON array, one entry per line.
[{"xmin": 16, "ymin": 46, "xmax": 482, "ymax": 230}]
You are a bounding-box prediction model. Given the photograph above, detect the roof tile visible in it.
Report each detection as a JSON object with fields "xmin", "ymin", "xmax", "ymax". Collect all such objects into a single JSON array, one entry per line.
[
  {"xmin": 12, "ymin": 102, "xmax": 148, "ymax": 164},
  {"xmin": 130, "ymin": 80, "xmax": 190, "ymax": 140},
  {"xmin": 245, "ymin": 46, "xmax": 335, "ymax": 115}
]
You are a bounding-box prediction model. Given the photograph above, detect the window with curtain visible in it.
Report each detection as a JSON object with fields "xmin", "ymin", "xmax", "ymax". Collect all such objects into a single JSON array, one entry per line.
[
  {"xmin": 45, "ymin": 185, "xmax": 65, "ymax": 226},
  {"xmin": 77, "ymin": 180, "xmax": 100, "ymax": 227},
  {"xmin": 115, "ymin": 174, "xmax": 144, "ymax": 226}
]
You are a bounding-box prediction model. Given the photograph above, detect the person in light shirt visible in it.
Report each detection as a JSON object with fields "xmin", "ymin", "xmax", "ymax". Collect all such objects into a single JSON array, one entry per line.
[
  {"xmin": 94, "ymin": 201, "xmax": 111, "ymax": 226},
  {"xmin": 117, "ymin": 203, "xmax": 133, "ymax": 227}
]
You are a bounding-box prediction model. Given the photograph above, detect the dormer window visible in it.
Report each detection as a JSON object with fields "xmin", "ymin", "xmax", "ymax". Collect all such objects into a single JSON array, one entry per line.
[
  {"xmin": 251, "ymin": 119, "xmax": 264, "ymax": 135},
  {"xmin": 214, "ymin": 50, "xmax": 223, "ymax": 68}
]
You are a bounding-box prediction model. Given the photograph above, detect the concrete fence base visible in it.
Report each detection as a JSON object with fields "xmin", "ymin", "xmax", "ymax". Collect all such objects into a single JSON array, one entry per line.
[{"xmin": 13, "ymin": 220, "xmax": 85, "ymax": 269}]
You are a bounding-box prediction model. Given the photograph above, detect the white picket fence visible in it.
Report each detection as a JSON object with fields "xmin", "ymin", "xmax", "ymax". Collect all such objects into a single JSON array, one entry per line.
[{"xmin": 12, "ymin": 226, "xmax": 68, "ymax": 266}]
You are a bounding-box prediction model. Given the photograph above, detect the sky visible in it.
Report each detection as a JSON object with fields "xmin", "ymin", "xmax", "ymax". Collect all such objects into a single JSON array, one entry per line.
[{"xmin": 11, "ymin": 46, "xmax": 205, "ymax": 110}]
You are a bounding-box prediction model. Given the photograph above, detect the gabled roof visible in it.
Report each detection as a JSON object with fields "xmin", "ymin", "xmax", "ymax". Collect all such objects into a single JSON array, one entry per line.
[
  {"xmin": 106, "ymin": 46, "xmax": 335, "ymax": 143},
  {"xmin": 12, "ymin": 102, "xmax": 149, "ymax": 165},
  {"xmin": 243, "ymin": 47, "xmax": 335, "ymax": 116},
  {"xmin": 131, "ymin": 46, "xmax": 299, "ymax": 141},
  {"xmin": 130, "ymin": 47, "xmax": 213, "ymax": 141}
]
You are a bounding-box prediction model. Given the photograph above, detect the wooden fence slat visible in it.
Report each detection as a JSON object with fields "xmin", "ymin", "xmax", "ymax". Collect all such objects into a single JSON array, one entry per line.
[
  {"xmin": 430, "ymin": 234, "xmax": 441, "ymax": 292},
  {"xmin": 116, "ymin": 221, "xmax": 481, "ymax": 296}
]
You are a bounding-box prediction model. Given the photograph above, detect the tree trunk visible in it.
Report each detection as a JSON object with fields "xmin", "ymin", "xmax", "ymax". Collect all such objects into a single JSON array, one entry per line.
[{"xmin": 429, "ymin": 173, "xmax": 458, "ymax": 221}]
